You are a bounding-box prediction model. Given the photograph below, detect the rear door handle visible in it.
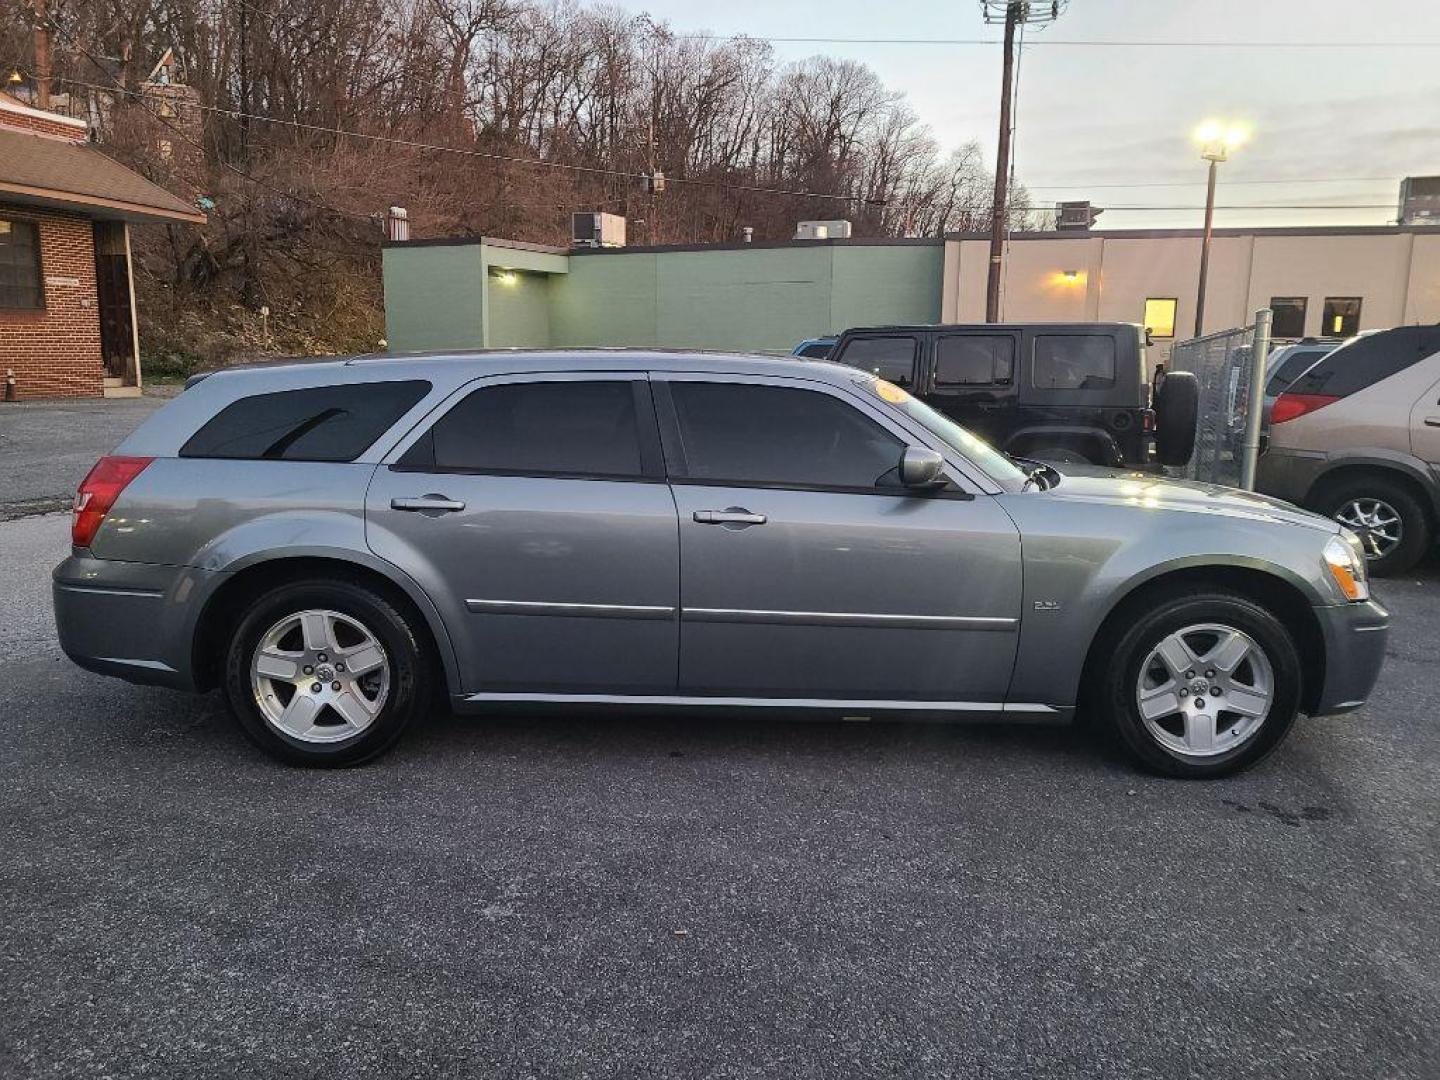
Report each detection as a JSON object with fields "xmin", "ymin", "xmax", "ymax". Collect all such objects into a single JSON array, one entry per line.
[
  {"xmin": 1425, "ymin": 417, "xmax": 1440, "ymax": 428},
  {"xmin": 391, "ymin": 495, "xmax": 466, "ymax": 513},
  {"xmin": 693, "ymin": 509, "xmax": 767, "ymax": 526}
]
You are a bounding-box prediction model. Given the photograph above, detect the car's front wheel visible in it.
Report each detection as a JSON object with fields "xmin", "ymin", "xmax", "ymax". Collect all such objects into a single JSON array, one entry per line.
[
  {"xmin": 1098, "ymin": 589, "xmax": 1302, "ymax": 778},
  {"xmin": 223, "ymin": 578, "xmax": 432, "ymax": 766}
]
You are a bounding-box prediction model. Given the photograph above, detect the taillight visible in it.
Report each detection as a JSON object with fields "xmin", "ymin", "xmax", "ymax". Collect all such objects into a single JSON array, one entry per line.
[
  {"xmin": 72, "ymin": 456, "xmax": 153, "ymax": 547},
  {"xmin": 1141, "ymin": 409, "xmax": 1155, "ymax": 432},
  {"xmin": 1271, "ymin": 392, "xmax": 1340, "ymax": 425}
]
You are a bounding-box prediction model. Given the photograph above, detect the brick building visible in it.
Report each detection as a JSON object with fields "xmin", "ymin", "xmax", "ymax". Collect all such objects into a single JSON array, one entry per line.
[{"xmin": 0, "ymin": 91, "xmax": 204, "ymax": 399}]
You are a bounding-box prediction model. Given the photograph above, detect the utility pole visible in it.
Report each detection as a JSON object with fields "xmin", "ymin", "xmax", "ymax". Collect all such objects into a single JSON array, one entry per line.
[
  {"xmin": 31, "ymin": 0, "xmax": 51, "ymax": 109},
  {"xmin": 1193, "ymin": 158, "xmax": 1219, "ymax": 338},
  {"xmin": 984, "ymin": 3, "xmax": 1018, "ymax": 323},
  {"xmin": 980, "ymin": 2, "xmax": 1065, "ymax": 323}
]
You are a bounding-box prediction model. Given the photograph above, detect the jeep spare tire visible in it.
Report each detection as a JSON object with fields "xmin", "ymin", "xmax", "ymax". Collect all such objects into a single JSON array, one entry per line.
[{"xmin": 1154, "ymin": 369, "xmax": 1199, "ymax": 466}]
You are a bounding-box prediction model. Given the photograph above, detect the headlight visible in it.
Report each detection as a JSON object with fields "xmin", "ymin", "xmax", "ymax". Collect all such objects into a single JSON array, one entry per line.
[{"xmin": 1324, "ymin": 531, "xmax": 1370, "ymax": 602}]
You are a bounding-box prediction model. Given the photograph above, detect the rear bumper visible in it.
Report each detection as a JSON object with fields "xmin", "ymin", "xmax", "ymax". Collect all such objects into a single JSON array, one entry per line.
[
  {"xmin": 1255, "ymin": 447, "xmax": 1326, "ymax": 506},
  {"xmin": 52, "ymin": 553, "xmax": 219, "ymax": 692},
  {"xmin": 1311, "ymin": 598, "xmax": 1389, "ymax": 715}
]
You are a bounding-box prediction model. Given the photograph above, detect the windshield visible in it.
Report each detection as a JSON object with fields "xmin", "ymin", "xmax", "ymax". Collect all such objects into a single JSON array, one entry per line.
[{"xmin": 862, "ymin": 377, "xmax": 1029, "ymax": 485}]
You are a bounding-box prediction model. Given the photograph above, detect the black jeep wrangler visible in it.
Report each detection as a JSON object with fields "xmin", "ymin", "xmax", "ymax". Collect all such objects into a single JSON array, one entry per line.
[{"xmin": 827, "ymin": 322, "xmax": 1197, "ymax": 468}]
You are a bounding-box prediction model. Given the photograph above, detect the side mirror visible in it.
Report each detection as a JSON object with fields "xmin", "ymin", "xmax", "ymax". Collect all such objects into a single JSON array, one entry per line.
[{"xmin": 899, "ymin": 446, "xmax": 946, "ymax": 489}]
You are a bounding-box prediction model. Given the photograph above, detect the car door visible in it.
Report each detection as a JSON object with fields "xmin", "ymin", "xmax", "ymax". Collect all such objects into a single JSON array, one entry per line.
[
  {"xmin": 366, "ymin": 372, "xmax": 679, "ymax": 695},
  {"xmin": 654, "ymin": 373, "xmax": 1023, "ymax": 704},
  {"xmin": 1410, "ymin": 372, "xmax": 1440, "ymax": 466},
  {"xmin": 925, "ymin": 329, "xmax": 1020, "ymax": 446}
]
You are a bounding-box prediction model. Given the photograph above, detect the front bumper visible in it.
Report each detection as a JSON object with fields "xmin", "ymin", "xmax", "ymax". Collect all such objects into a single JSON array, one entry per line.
[
  {"xmin": 1310, "ymin": 598, "xmax": 1389, "ymax": 715},
  {"xmin": 52, "ymin": 552, "xmax": 220, "ymax": 692}
]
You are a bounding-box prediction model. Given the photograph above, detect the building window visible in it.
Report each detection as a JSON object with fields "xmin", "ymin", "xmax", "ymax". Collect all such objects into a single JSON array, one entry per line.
[
  {"xmin": 1269, "ymin": 297, "xmax": 1307, "ymax": 338},
  {"xmin": 1142, "ymin": 298, "xmax": 1177, "ymax": 339},
  {"xmin": 0, "ymin": 218, "xmax": 43, "ymax": 310},
  {"xmin": 1322, "ymin": 297, "xmax": 1362, "ymax": 337}
]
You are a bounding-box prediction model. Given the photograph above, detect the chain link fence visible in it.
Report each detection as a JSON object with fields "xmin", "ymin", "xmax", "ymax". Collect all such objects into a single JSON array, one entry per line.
[{"xmin": 1165, "ymin": 324, "xmax": 1261, "ymax": 488}]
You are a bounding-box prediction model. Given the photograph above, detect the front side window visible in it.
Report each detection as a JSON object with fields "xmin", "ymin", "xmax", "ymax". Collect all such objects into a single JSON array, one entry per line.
[
  {"xmin": 402, "ymin": 380, "xmax": 646, "ymax": 478},
  {"xmin": 0, "ymin": 218, "xmax": 43, "ymax": 310},
  {"xmin": 181, "ymin": 380, "xmax": 430, "ymax": 461},
  {"xmin": 1270, "ymin": 296, "xmax": 1307, "ymax": 338},
  {"xmin": 833, "ymin": 336, "xmax": 918, "ymax": 388},
  {"xmin": 1032, "ymin": 335, "xmax": 1116, "ymax": 391},
  {"xmin": 668, "ymin": 382, "xmax": 905, "ymax": 491},
  {"xmin": 1323, "ymin": 297, "xmax": 1362, "ymax": 337},
  {"xmin": 935, "ymin": 335, "xmax": 1015, "ymax": 387}
]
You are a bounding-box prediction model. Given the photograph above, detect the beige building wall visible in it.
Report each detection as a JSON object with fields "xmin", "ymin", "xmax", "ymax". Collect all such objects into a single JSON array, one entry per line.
[{"xmin": 942, "ymin": 228, "xmax": 1440, "ymax": 370}]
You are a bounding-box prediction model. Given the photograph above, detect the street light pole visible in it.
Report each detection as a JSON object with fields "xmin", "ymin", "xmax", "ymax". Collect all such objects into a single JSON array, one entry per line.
[
  {"xmin": 1194, "ymin": 156, "xmax": 1219, "ymax": 338},
  {"xmin": 1191, "ymin": 120, "xmax": 1248, "ymax": 338}
]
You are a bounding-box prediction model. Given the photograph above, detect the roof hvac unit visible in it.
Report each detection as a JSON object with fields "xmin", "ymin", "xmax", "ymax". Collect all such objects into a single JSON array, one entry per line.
[
  {"xmin": 1055, "ymin": 201, "xmax": 1103, "ymax": 231},
  {"xmin": 794, "ymin": 220, "xmax": 853, "ymax": 240},
  {"xmin": 1399, "ymin": 176, "xmax": 1440, "ymax": 226},
  {"xmin": 572, "ymin": 212, "xmax": 627, "ymax": 248}
]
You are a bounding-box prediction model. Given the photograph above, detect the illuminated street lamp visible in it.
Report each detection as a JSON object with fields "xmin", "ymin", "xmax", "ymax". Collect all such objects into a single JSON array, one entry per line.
[{"xmin": 1192, "ymin": 120, "xmax": 1249, "ymax": 337}]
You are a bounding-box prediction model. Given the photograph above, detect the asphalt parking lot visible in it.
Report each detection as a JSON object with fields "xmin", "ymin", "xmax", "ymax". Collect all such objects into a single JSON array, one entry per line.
[
  {"xmin": 2, "ymin": 510, "xmax": 1439, "ymax": 1079},
  {"xmin": 1, "ymin": 401, "xmax": 1438, "ymax": 1078}
]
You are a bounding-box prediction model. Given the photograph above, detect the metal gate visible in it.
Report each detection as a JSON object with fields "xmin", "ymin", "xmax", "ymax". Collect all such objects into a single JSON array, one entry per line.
[{"xmin": 1164, "ymin": 311, "xmax": 1272, "ymax": 489}]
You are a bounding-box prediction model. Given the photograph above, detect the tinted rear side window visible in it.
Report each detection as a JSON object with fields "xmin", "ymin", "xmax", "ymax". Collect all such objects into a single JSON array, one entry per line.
[
  {"xmin": 1033, "ymin": 336, "xmax": 1116, "ymax": 390},
  {"xmin": 935, "ymin": 335, "xmax": 1015, "ymax": 387},
  {"xmin": 834, "ymin": 336, "xmax": 919, "ymax": 388},
  {"xmin": 797, "ymin": 342, "xmax": 834, "ymax": 359},
  {"xmin": 181, "ymin": 380, "xmax": 430, "ymax": 461},
  {"xmin": 668, "ymin": 382, "xmax": 904, "ymax": 490},
  {"xmin": 1267, "ymin": 349, "xmax": 1329, "ymax": 392},
  {"xmin": 1287, "ymin": 327, "xmax": 1440, "ymax": 398},
  {"xmin": 402, "ymin": 380, "xmax": 647, "ymax": 478}
]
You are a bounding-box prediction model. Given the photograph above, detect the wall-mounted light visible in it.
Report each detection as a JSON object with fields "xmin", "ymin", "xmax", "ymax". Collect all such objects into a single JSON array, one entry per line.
[
  {"xmin": 492, "ymin": 269, "xmax": 518, "ymax": 286},
  {"xmin": 1061, "ymin": 269, "xmax": 1080, "ymax": 282}
]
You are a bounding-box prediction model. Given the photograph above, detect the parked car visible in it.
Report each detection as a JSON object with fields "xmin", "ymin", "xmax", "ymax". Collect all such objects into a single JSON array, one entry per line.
[
  {"xmin": 826, "ymin": 322, "xmax": 1197, "ymax": 469},
  {"xmin": 1264, "ymin": 339, "xmax": 1344, "ymax": 409},
  {"xmin": 55, "ymin": 351, "xmax": 1385, "ymax": 776},
  {"xmin": 792, "ymin": 337, "xmax": 837, "ymax": 359},
  {"xmin": 1258, "ymin": 325, "xmax": 1440, "ymax": 575}
]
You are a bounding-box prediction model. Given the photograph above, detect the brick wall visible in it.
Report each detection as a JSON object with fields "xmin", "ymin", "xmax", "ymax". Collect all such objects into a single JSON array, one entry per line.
[
  {"xmin": 0, "ymin": 205, "xmax": 104, "ymax": 399},
  {"xmin": 0, "ymin": 102, "xmax": 88, "ymax": 142}
]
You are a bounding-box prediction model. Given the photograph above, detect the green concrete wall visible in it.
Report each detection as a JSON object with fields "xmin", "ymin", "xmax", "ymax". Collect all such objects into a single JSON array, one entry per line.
[
  {"xmin": 485, "ymin": 270, "xmax": 552, "ymax": 347},
  {"xmin": 382, "ymin": 244, "xmax": 485, "ymax": 351},
  {"xmin": 384, "ymin": 240, "xmax": 945, "ymax": 353}
]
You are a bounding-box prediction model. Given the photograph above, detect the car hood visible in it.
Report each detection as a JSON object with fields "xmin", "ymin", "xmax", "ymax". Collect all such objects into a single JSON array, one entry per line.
[{"xmin": 1039, "ymin": 466, "xmax": 1337, "ymax": 533}]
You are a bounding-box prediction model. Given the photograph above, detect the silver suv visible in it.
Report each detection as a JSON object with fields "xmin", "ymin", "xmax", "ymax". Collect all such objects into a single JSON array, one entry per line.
[{"xmin": 54, "ymin": 351, "xmax": 1388, "ymax": 777}]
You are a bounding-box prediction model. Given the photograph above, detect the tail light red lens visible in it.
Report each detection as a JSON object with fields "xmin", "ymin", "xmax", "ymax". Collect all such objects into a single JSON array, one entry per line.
[
  {"xmin": 72, "ymin": 456, "xmax": 153, "ymax": 547},
  {"xmin": 1141, "ymin": 409, "xmax": 1156, "ymax": 432},
  {"xmin": 1270, "ymin": 392, "xmax": 1341, "ymax": 425}
]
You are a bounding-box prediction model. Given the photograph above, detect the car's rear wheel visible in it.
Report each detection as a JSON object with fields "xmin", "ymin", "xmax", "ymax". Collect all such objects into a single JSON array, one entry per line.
[
  {"xmin": 223, "ymin": 579, "xmax": 431, "ymax": 766},
  {"xmin": 1313, "ymin": 475, "xmax": 1430, "ymax": 577},
  {"xmin": 1098, "ymin": 590, "xmax": 1302, "ymax": 778}
]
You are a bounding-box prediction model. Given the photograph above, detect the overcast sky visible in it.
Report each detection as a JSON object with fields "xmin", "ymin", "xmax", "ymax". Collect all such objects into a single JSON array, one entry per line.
[{"xmin": 631, "ymin": 0, "xmax": 1440, "ymax": 229}]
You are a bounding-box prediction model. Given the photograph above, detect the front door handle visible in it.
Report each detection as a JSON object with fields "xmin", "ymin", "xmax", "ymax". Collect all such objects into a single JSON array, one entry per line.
[
  {"xmin": 1425, "ymin": 417, "xmax": 1440, "ymax": 428},
  {"xmin": 391, "ymin": 495, "xmax": 466, "ymax": 514},
  {"xmin": 693, "ymin": 508, "xmax": 767, "ymax": 527}
]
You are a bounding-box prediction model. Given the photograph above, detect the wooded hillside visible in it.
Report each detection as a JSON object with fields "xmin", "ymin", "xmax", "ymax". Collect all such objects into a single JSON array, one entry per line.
[{"xmin": 2, "ymin": 0, "xmax": 1034, "ymax": 365}]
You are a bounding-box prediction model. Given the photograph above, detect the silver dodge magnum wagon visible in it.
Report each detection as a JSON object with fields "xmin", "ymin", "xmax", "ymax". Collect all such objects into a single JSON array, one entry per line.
[{"xmin": 53, "ymin": 351, "xmax": 1389, "ymax": 777}]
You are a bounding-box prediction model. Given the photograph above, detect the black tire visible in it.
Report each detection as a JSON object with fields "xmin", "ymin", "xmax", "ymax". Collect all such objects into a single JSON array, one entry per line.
[
  {"xmin": 1153, "ymin": 370, "xmax": 1199, "ymax": 467},
  {"xmin": 222, "ymin": 578, "xmax": 432, "ymax": 766},
  {"xmin": 1096, "ymin": 589, "xmax": 1303, "ymax": 779},
  {"xmin": 1312, "ymin": 474, "xmax": 1431, "ymax": 577}
]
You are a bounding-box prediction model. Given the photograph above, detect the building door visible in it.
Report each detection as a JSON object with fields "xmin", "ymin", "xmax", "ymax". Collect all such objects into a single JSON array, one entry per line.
[{"xmin": 93, "ymin": 222, "xmax": 135, "ymax": 382}]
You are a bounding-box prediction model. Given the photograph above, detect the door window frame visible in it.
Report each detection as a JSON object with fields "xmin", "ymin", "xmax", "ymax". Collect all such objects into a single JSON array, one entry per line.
[
  {"xmin": 650, "ymin": 371, "xmax": 990, "ymax": 498},
  {"xmin": 382, "ymin": 370, "xmax": 666, "ymax": 482}
]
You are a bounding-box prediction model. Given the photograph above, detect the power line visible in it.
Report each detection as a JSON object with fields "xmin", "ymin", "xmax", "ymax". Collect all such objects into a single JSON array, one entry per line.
[
  {"xmin": 60, "ymin": 78, "xmax": 901, "ymax": 210},
  {"xmin": 1024, "ymin": 176, "xmax": 1406, "ymax": 190},
  {"xmin": 676, "ymin": 33, "xmax": 1440, "ymax": 50}
]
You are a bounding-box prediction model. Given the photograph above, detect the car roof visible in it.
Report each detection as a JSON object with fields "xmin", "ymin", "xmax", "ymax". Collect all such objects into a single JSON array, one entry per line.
[
  {"xmin": 188, "ymin": 348, "xmax": 864, "ymax": 389},
  {"xmin": 837, "ymin": 322, "xmax": 1141, "ymax": 335}
]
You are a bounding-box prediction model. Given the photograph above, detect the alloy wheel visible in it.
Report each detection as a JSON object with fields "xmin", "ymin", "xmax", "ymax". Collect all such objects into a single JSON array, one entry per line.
[
  {"xmin": 1333, "ymin": 498, "xmax": 1403, "ymax": 560},
  {"xmin": 1134, "ymin": 623, "xmax": 1274, "ymax": 758},
  {"xmin": 249, "ymin": 609, "xmax": 390, "ymax": 743}
]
